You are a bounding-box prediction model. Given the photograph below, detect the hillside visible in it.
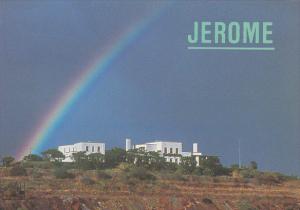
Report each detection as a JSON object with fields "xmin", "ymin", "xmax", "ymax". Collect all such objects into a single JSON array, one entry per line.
[{"xmin": 0, "ymin": 165, "xmax": 300, "ymax": 210}]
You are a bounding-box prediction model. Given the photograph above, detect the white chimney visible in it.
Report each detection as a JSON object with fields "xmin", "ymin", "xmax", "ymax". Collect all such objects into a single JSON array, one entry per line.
[
  {"xmin": 193, "ymin": 143, "xmax": 198, "ymax": 153},
  {"xmin": 126, "ymin": 138, "xmax": 132, "ymax": 151}
]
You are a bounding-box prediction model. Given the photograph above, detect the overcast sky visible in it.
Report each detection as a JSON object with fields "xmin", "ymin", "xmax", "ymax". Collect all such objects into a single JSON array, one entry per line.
[{"xmin": 0, "ymin": 1, "xmax": 299, "ymax": 175}]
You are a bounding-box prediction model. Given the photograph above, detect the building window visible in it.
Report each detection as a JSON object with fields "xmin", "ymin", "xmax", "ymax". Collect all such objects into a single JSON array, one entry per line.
[
  {"xmin": 86, "ymin": 146, "xmax": 89, "ymax": 152},
  {"xmin": 164, "ymin": 147, "xmax": 167, "ymax": 154},
  {"xmin": 92, "ymin": 146, "xmax": 94, "ymax": 152},
  {"xmin": 176, "ymin": 148, "xmax": 178, "ymax": 154},
  {"xmin": 98, "ymin": 147, "xmax": 100, "ymax": 152},
  {"xmin": 64, "ymin": 148, "xmax": 66, "ymax": 153},
  {"xmin": 170, "ymin": 158, "xmax": 173, "ymax": 163},
  {"xmin": 175, "ymin": 158, "xmax": 178, "ymax": 164},
  {"xmin": 170, "ymin": 148, "xmax": 173, "ymax": 154}
]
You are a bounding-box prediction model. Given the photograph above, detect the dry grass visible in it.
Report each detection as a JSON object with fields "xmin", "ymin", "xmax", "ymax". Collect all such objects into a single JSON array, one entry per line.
[{"xmin": 0, "ymin": 167, "xmax": 299, "ymax": 210}]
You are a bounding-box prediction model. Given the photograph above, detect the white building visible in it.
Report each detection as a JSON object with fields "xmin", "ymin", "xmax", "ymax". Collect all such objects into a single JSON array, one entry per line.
[
  {"xmin": 58, "ymin": 142, "xmax": 105, "ymax": 162},
  {"xmin": 126, "ymin": 138, "xmax": 202, "ymax": 165}
]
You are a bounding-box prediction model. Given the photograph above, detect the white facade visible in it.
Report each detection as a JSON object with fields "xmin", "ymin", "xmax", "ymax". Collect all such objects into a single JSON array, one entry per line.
[
  {"xmin": 192, "ymin": 143, "xmax": 202, "ymax": 166},
  {"xmin": 125, "ymin": 138, "xmax": 132, "ymax": 151},
  {"xmin": 58, "ymin": 142, "xmax": 105, "ymax": 162},
  {"xmin": 135, "ymin": 141, "xmax": 182, "ymax": 163}
]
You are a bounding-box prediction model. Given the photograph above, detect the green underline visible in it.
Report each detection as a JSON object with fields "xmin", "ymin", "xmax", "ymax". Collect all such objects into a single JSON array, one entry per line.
[{"xmin": 187, "ymin": 46, "xmax": 275, "ymax": 51}]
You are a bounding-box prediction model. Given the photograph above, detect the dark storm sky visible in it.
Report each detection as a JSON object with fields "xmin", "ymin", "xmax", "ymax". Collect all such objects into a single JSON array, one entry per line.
[{"xmin": 0, "ymin": 1, "xmax": 299, "ymax": 175}]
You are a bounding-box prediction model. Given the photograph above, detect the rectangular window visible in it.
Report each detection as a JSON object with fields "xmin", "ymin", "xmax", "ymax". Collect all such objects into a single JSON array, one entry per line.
[
  {"xmin": 175, "ymin": 159, "xmax": 178, "ymax": 164},
  {"xmin": 170, "ymin": 158, "xmax": 173, "ymax": 163},
  {"xmin": 170, "ymin": 148, "xmax": 173, "ymax": 154},
  {"xmin": 86, "ymin": 146, "xmax": 89, "ymax": 152},
  {"xmin": 92, "ymin": 146, "xmax": 94, "ymax": 152},
  {"xmin": 176, "ymin": 148, "xmax": 178, "ymax": 154},
  {"xmin": 164, "ymin": 147, "xmax": 167, "ymax": 154},
  {"xmin": 98, "ymin": 146, "xmax": 100, "ymax": 152}
]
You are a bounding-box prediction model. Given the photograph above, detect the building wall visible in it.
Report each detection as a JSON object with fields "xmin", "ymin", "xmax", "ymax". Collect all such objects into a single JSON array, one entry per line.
[
  {"xmin": 58, "ymin": 142, "xmax": 105, "ymax": 162},
  {"xmin": 135, "ymin": 141, "xmax": 183, "ymax": 163},
  {"xmin": 159, "ymin": 142, "xmax": 182, "ymax": 155}
]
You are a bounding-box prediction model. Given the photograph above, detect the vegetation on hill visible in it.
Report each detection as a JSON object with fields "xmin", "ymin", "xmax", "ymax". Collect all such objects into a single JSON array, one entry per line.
[
  {"xmin": 0, "ymin": 147, "xmax": 297, "ymax": 183},
  {"xmin": 0, "ymin": 149, "xmax": 299, "ymax": 210}
]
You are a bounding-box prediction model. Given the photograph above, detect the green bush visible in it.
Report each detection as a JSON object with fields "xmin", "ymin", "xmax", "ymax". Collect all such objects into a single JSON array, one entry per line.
[
  {"xmin": 255, "ymin": 172, "xmax": 285, "ymax": 185},
  {"xmin": 9, "ymin": 165, "xmax": 27, "ymax": 176},
  {"xmin": 80, "ymin": 176, "xmax": 95, "ymax": 185},
  {"xmin": 22, "ymin": 160, "xmax": 53, "ymax": 169},
  {"xmin": 239, "ymin": 169, "xmax": 259, "ymax": 178},
  {"xmin": 96, "ymin": 170, "xmax": 112, "ymax": 180},
  {"xmin": 23, "ymin": 154, "xmax": 43, "ymax": 161},
  {"xmin": 203, "ymin": 168, "xmax": 215, "ymax": 176},
  {"xmin": 53, "ymin": 167, "xmax": 75, "ymax": 179},
  {"xmin": 126, "ymin": 167, "xmax": 156, "ymax": 181},
  {"xmin": 202, "ymin": 197, "xmax": 213, "ymax": 205}
]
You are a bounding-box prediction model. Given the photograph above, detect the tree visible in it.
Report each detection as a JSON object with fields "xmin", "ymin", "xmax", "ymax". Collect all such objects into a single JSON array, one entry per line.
[
  {"xmin": 88, "ymin": 153, "xmax": 105, "ymax": 169},
  {"xmin": 23, "ymin": 154, "xmax": 43, "ymax": 161},
  {"xmin": 105, "ymin": 148, "xmax": 126, "ymax": 168},
  {"xmin": 249, "ymin": 161, "xmax": 258, "ymax": 170},
  {"xmin": 2, "ymin": 156, "xmax": 15, "ymax": 167},
  {"xmin": 198, "ymin": 156, "xmax": 228, "ymax": 176},
  {"xmin": 71, "ymin": 151, "xmax": 93, "ymax": 170},
  {"xmin": 125, "ymin": 149, "xmax": 167, "ymax": 170},
  {"xmin": 147, "ymin": 151, "xmax": 166, "ymax": 170},
  {"xmin": 41, "ymin": 149, "xmax": 65, "ymax": 161},
  {"xmin": 179, "ymin": 156, "xmax": 197, "ymax": 174}
]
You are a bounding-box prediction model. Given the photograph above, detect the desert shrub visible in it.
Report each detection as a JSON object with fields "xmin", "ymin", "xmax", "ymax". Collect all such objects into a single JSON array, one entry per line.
[
  {"xmin": 2, "ymin": 156, "xmax": 15, "ymax": 167},
  {"xmin": 31, "ymin": 168, "xmax": 42, "ymax": 178},
  {"xmin": 249, "ymin": 161, "xmax": 258, "ymax": 170},
  {"xmin": 125, "ymin": 178, "xmax": 137, "ymax": 189},
  {"xmin": 203, "ymin": 168, "xmax": 214, "ymax": 176},
  {"xmin": 22, "ymin": 160, "xmax": 53, "ymax": 169},
  {"xmin": 2, "ymin": 182, "xmax": 18, "ymax": 197},
  {"xmin": 9, "ymin": 165, "xmax": 27, "ymax": 176},
  {"xmin": 193, "ymin": 167, "xmax": 204, "ymax": 176},
  {"xmin": 237, "ymin": 199, "xmax": 257, "ymax": 210},
  {"xmin": 255, "ymin": 172, "xmax": 285, "ymax": 185},
  {"xmin": 80, "ymin": 176, "xmax": 95, "ymax": 185},
  {"xmin": 53, "ymin": 167, "xmax": 75, "ymax": 179},
  {"xmin": 239, "ymin": 169, "xmax": 259, "ymax": 178},
  {"xmin": 161, "ymin": 171, "xmax": 187, "ymax": 181},
  {"xmin": 126, "ymin": 167, "xmax": 156, "ymax": 181},
  {"xmin": 202, "ymin": 197, "xmax": 213, "ymax": 205},
  {"xmin": 60, "ymin": 162, "xmax": 76, "ymax": 169},
  {"xmin": 96, "ymin": 170, "xmax": 112, "ymax": 180}
]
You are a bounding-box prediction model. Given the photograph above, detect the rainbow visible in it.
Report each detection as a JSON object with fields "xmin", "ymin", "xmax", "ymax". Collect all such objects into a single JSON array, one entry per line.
[{"xmin": 17, "ymin": 4, "xmax": 168, "ymax": 160}]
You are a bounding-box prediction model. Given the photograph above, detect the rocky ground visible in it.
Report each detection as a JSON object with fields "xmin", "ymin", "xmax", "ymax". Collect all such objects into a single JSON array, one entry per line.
[{"xmin": 0, "ymin": 168, "xmax": 300, "ymax": 210}]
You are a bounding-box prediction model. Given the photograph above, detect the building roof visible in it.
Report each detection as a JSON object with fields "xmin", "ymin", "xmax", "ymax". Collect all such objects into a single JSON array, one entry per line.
[{"xmin": 142, "ymin": 141, "xmax": 182, "ymax": 144}]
